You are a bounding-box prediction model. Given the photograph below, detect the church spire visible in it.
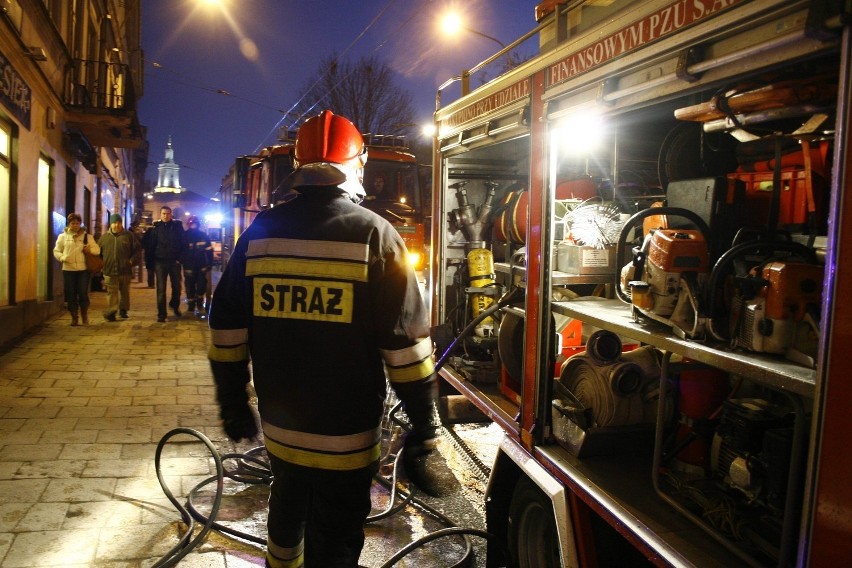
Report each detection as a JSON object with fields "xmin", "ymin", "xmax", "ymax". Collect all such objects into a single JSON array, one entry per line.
[{"xmin": 154, "ymin": 136, "xmax": 183, "ymax": 192}]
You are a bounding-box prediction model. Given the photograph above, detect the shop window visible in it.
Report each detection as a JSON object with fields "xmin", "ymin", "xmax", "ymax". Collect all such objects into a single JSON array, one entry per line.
[
  {"xmin": 0, "ymin": 122, "xmax": 10, "ymax": 306},
  {"xmin": 37, "ymin": 155, "xmax": 53, "ymax": 300}
]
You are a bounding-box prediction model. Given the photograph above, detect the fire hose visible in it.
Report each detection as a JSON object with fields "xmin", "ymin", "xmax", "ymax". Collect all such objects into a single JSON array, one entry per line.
[
  {"xmin": 153, "ymin": 288, "xmax": 524, "ymax": 568},
  {"xmin": 151, "ymin": 289, "xmax": 523, "ymax": 567},
  {"xmin": 152, "ymin": 424, "xmax": 505, "ymax": 567}
]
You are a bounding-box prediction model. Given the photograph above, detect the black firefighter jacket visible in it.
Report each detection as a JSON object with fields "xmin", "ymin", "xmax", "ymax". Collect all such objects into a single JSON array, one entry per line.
[
  {"xmin": 208, "ymin": 187, "xmax": 437, "ymax": 471},
  {"xmin": 182, "ymin": 228, "xmax": 213, "ymax": 271}
]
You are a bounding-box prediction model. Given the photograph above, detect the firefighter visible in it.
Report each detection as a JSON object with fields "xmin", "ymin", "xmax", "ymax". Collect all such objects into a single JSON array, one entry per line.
[
  {"xmin": 181, "ymin": 215, "xmax": 213, "ymax": 315},
  {"xmin": 208, "ymin": 110, "xmax": 440, "ymax": 568}
]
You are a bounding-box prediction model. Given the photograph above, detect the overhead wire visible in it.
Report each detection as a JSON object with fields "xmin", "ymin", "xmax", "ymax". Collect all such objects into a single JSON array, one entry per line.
[
  {"xmin": 144, "ymin": 59, "xmax": 293, "ymax": 116},
  {"xmin": 252, "ymin": 0, "xmax": 397, "ymax": 151},
  {"xmin": 255, "ymin": 0, "xmax": 432, "ymax": 152},
  {"xmin": 144, "ymin": 1, "xmax": 431, "ymax": 161}
]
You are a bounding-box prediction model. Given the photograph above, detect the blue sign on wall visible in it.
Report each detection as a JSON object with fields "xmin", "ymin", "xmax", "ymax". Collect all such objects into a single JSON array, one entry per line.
[{"xmin": 0, "ymin": 49, "xmax": 32, "ymax": 130}]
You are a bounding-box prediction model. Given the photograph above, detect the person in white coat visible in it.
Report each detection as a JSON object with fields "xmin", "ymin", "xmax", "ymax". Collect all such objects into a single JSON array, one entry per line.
[{"xmin": 53, "ymin": 212, "xmax": 100, "ymax": 325}]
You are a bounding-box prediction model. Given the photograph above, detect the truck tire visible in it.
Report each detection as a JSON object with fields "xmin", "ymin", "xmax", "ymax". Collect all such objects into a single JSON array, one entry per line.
[{"xmin": 507, "ymin": 476, "xmax": 561, "ymax": 568}]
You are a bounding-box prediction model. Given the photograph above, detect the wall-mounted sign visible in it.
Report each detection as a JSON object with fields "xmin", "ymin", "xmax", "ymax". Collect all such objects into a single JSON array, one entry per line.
[{"xmin": 0, "ymin": 49, "xmax": 32, "ymax": 130}]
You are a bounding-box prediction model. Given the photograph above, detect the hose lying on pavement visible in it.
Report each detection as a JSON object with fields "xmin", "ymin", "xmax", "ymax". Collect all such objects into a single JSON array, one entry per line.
[
  {"xmin": 151, "ymin": 427, "xmax": 227, "ymax": 568},
  {"xmin": 152, "ymin": 425, "xmax": 507, "ymax": 567}
]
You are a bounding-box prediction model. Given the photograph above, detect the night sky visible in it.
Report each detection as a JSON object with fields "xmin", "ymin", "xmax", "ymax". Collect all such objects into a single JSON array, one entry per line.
[{"xmin": 138, "ymin": 0, "xmax": 540, "ymax": 197}]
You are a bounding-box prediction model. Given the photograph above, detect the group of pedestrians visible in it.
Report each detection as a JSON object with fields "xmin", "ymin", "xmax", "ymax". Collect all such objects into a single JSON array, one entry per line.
[{"xmin": 53, "ymin": 205, "xmax": 214, "ymax": 325}]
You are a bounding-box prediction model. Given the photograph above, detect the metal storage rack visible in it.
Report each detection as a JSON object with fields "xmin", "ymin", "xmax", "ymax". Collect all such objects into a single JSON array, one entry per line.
[{"xmin": 552, "ymin": 296, "xmax": 815, "ymax": 566}]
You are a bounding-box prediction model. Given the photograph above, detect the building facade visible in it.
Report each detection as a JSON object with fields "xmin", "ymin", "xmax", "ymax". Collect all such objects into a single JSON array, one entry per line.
[
  {"xmin": 154, "ymin": 135, "xmax": 181, "ymax": 192},
  {"xmin": 0, "ymin": 0, "xmax": 146, "ymax": 347},
  {"xmin": 141, "ymin": 137, "xmax": 220, "ymax": 228}
]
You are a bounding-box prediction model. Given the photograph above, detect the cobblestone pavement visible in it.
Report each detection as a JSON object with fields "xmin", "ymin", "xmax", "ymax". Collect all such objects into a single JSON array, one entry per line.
[{"xmin": 0, "ymin": 275, "xmax": 493, "ymax": 567}]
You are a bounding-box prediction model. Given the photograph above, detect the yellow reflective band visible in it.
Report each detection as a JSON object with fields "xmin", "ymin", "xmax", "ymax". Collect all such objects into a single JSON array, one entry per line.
[
  {"xmin": 386, "ymin": 358, "xmax": 435, "ymax": 384},
  {"xmin": 265, "ymin": 437, "xmax": 381, "ymax": 471},
  {"xmin": 208, "ymin": 344, "xmax": 249, "ymax": 362},
  {"xmin": 253, "ymin": 278, "xmax": 353, "ymax": 323},
  {"xmin": 262, "ymin": 422, "xmax": 380, "ymax": 452},
  {"xmin": 246, "ymin": 257, "xmax": 368, "ymax": 282},
  {"xmin": 248, "ymin": 238, "xmax": 369, "ymax": 263},
  {"xmin": 267, "ymin": 538, "xmax": 304, "ymax": 568},
  {"xmin": 381, "ymin": 336, "xmax": 434, "ymax": 367},
  {"xmin": 211, "ymin": 327, "xmax": 248, "ymax": 346},
  {"xmin": 266, "ymin": 551, "xmax": 303, "ymax": 568}
]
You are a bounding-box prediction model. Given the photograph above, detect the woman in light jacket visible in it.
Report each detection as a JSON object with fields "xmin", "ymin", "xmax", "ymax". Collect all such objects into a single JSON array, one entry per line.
[{"xmin": 53, "ymin": 212, "xmax": 100, "ymax": 325}]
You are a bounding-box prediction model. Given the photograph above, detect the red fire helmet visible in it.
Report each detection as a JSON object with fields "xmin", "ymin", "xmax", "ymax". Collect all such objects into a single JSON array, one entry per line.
[{"xmin": 294, "ymin": 110, "xmax": 366, "ymax": 172}]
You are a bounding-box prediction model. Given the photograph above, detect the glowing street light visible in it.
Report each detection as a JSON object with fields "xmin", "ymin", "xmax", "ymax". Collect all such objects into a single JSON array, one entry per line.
[
  {"xmin": 439, "ymin": 10, "xmax": 509, "ymax": 95},
  {"xmin": 440, "ymin": 11, "xmax": 506, "ymax": 51}
]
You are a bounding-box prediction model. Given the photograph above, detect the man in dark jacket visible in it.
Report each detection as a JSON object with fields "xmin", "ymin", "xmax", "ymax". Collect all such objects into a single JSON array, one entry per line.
[
  {"xmin": 208, "ymin": 110, "xmax": 439, "ymax": 568},
  {"xmin": 149, "ymin": 206, "xmax": 185, "ymax": 322},
  {"xmin": 182, "ymin": 215, "xmax": 213, "ymax": 315},
  {"xmin": 98, "ymin": 214, "xmax": 140, "ymax": 321}
]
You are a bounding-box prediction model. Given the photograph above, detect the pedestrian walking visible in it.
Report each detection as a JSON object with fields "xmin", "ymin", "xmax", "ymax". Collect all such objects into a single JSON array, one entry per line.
[
  {"xmin": 98, "ymin": 214, "xmax": 140, "ymax": 321},
  {"xmin": 142, "ymin": 226, "xmax": 156, "ymax": 288},
  {"xmin": 53, "ymin": 212, "xmax": 99, "ymax": 326},
  {"xmin": 130, "ymin": 221, "xmax": 145, "ymax": 283},
  {"xmin": 148, "ymin": 206, "xmax": 185, "ymax": 322},
  {"xmin": 208, "ymin": 110, "xmax": 440, "ymax": 568},
  {"xmin": 181, "ymin": 215, "xmax": 213, "ymax": 316}
]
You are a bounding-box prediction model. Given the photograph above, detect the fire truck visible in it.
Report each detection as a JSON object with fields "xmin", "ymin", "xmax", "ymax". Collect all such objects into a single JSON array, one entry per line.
[
  {"xmin": 222, "ymin": 133, "xmax": 429, "ymax": 272},
  {"xmin": 430, "ymin": 1, "xmax": 850, "ymax": 566}
]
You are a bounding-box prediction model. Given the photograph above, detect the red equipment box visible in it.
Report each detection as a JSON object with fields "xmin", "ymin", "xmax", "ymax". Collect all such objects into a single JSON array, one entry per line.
[{"xmin": 727, "ymin": 168, "xmax": 823, "ymax": 227}]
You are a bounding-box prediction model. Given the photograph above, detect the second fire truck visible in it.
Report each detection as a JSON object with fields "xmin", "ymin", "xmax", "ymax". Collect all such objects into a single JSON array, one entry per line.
[{"xmin": 220, "ymin": 132, "xmax": 429, "ymax": 273}]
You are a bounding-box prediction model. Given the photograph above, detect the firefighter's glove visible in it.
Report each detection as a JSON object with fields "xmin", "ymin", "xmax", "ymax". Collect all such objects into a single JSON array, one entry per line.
[
  {"xmin": 221, "ymin": 403, "xmax": 259, "ymax": 443},
  {"xmin": 211, "ymin": 360, "xmax": 257, "ymax": 442},
  {"xmin": 402, "ymin": 430, "xmax": 445, "ymax": 497}
]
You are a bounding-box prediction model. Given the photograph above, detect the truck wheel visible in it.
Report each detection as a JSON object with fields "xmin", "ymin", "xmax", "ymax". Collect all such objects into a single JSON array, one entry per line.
[{"xmin": 508, "ymin": 476, "xmax": 561, "ymax": 568}]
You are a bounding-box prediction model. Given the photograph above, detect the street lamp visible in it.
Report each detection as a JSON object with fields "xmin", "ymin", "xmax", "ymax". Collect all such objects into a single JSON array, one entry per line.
[
  {"xmin": 440, "ymin": 12, "xmax": 506, "ymax": 50},
  {"xmin": 439, "ymin": 11, "xmax": 508, "ymax": 95}
]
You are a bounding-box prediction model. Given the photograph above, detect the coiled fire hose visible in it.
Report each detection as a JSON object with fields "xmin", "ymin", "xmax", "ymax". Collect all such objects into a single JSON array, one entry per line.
[
  {"xmin": 153, "ymin": 425, "xmax": 506, "ymax": 567},
  {"xmin": 152, "ymin": 322, "xmax": 522, "ymax": 566}
]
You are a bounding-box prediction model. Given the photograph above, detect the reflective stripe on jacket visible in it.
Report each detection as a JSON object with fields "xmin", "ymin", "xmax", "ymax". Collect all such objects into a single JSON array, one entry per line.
[
  {"xmin": 182, "ymin": 227, "xmax": 213, "ymax": 269},
  {"xmin": 209, "ymin": 187, "xmax": 435, "ymax": 470}
]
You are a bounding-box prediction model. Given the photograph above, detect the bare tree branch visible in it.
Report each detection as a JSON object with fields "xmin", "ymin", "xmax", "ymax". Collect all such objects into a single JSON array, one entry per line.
[{"xmin": 293, "ymin": 53, "xmax": 416, "ymax": 138}]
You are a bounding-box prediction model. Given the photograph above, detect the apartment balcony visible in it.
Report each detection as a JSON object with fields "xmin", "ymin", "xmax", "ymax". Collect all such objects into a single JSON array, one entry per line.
[{"xmin": 64, "ymin": 59, "xmax": 144, "ymax": 149}]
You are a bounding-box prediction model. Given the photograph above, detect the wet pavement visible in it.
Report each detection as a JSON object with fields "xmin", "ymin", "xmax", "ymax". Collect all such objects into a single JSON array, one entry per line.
[{"xmin": 0, "ymin": 273, "xmax": 497, "ymax": 567}]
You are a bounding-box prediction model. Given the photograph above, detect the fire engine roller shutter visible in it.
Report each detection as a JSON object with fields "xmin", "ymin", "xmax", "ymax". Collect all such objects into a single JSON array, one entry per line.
[{"xmin": 437, "ymin": 106, "xmax": 530, "ymax": 155}]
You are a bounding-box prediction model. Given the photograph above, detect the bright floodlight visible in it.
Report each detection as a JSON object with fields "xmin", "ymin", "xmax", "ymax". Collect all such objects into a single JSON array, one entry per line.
[{"xmin": 553, "ymin": 112, "xmax": 604, "ymax": 156}]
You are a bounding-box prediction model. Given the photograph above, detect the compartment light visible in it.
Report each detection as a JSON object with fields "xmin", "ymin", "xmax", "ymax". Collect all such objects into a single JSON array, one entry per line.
[{"xmin": 553, "ymin": 112, "xmax": 604, "ymax": 156}]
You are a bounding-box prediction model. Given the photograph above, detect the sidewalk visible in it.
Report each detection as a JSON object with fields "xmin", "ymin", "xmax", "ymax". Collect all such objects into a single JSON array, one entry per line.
[
  {"xmin": 0, "ymin": 278, "xmax": 269, "ymax": 566},
  {"xmin": 0, "ymin": 277, "xmax": 492, "ymax": 567}
]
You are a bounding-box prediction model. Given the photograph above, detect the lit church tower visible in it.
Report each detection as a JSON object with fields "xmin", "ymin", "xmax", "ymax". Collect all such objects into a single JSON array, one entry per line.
[{"xmin": 154, "ymin": 136, "xmax": 183, "ymax": 193}]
